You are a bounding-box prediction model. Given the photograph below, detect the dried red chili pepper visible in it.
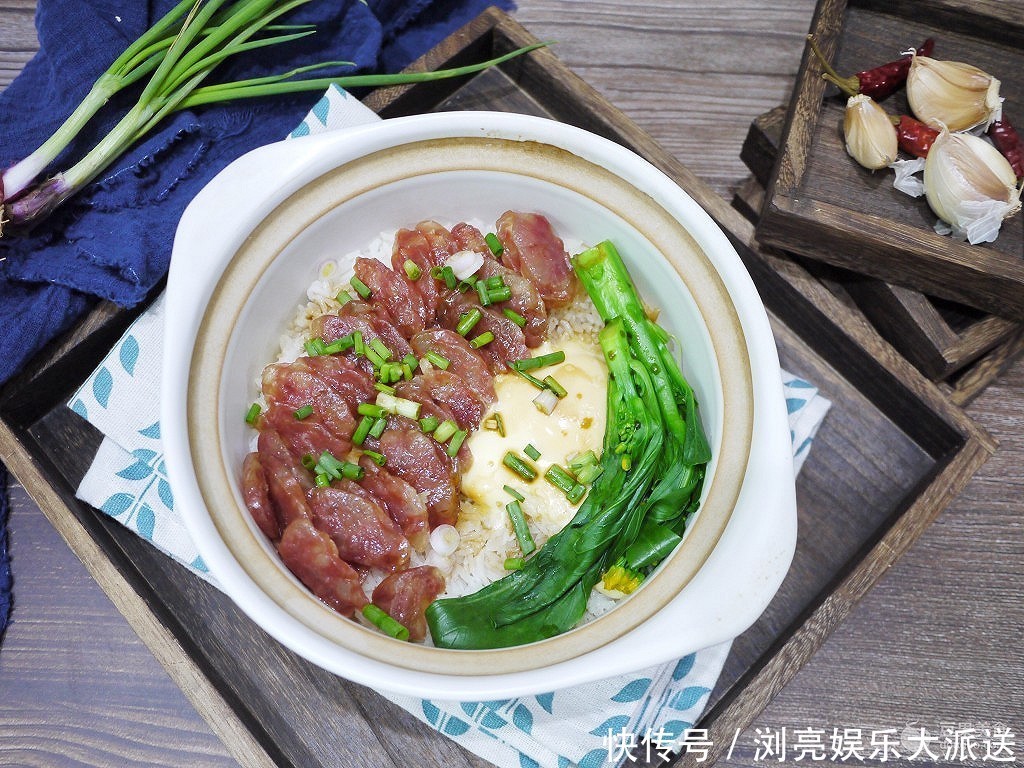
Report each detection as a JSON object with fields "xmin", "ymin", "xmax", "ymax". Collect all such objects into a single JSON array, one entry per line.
[
  {"xmin": 988, "ymin": 117, "xmax": 1024, "ymax": 179},
  {"xmin": 891, "ymin": 114, "xmax": 939, "ymax": 158},
  {"xmin": 808, "ymin": 36, "xmax": 934, "ymax": 101}
]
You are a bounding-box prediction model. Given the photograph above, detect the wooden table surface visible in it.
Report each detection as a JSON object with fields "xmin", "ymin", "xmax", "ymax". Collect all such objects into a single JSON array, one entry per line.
[{"xmin": 1, "ymin": 1, "xmax": 1021, "ymax": 766}]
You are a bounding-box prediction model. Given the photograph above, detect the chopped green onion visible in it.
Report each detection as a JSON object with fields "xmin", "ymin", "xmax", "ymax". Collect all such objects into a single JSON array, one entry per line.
[
  {"xmin": 484, "ymin": 275, "xmax": 505, "ymax": 290},
  {"xmin": 293, "ymin": 404, "xmax": 314, "ymax": 420},
  {"xmin": 488, "ymin": 285, "xmax": 512, "ymax": 303},
  {"xmin": 533, "ymin": 388, "xmax": 559, "ymax": 415},
  {"xmin": 433, "ymin": 419, "xmax": 458, "ymax": 444},
  {"xmin": 475, "ymin": 279, "xmax": 492, "ymax": 307},
  {"xmin": 429, "ymin": 265, "xmax": 443, "ymax": 279},
  {"xmin": 316, "ymin": 450, "xmax": 363, "ymax": 481},
  {"xmin": 574, "ymin": 463, "xmax": 604, "ymax": 485},
  {"xmin": 369, "ymin": 338, "xmax": 392, "ymax": 362},
  {"xmin": 524, "ymin": 443, "xmax": 541, "ymax": 461},
  {"xmin": 323, "ymin": 335, "xmax": 354, "ymax": 355},
  {"xmin": 441, "ymin": 265, "xmax": 457, "ymax": 289},
  {"xmin": 503, "ymin": 308, "xmax": 527, "ymax": 327},
  {"xmin": 357, "ymin": 402, "xmax": 387, "ymax": 419},
  {"xmin": 504, "ymin": 557, "xmax": 525, "ymax": 571},
  {"xmin": 484, "ymin": 232, "xmax": 503, "ymax": 255},
  {"xmin": 419, "ymin": 415, "xmax": 440, "ymax": 433},
  {"xmin": 506, "ymin": 500, "xmax": 536, "ymax": 555},
  {"xmin": 401, "ymin": 353, "xmax": 419, "ymax": 370},
  {"xmin": 401, "ymin": 362, "xmax": 414, "ymax": 381},
  {"xmin": 514, "ymin": 351, "xmax": 565, "ymax": 370},
  {"xmin": 544, "ymin": 464, "xmax": 577, "ymax": 495},
  {"xmin": 352, "ymin": 415, "xmax": 373, "ymax": 446},
  {"xmin": 301, "ymin": 454, "xmax": 318, "ymax": 472},
  {"xmin": 361, "ymin": 604, "xmax": 409, "ymax": 641},
  {"xmin": 304, "ymin": 338, "xmax": 327, "ymax": 356},
  {"xmin": 244, "ymin": 403, "xmax": 261, "ymax": 425},
  {"xmin": 376, "ymin": 391, "xmax": 421, "ymax": 420},
  {"xmin": 469, "ymin": 331, "xmax": 494, "ymax": 349},
  {"xmin": 503, "ymin": 484, "xmax": 525, "ymax": 502},
  {"xmin": 456, "ymin": 308, "xmax": 482, "ymax": 337},
  {"xmin": 362, "ymin": 449, "xmax": 387, "ymax": 466},
  {"xmin": 423, "ymin": 350, "xmax": 450, "ymax": 370},
  {"xmin": 336, "ymin": 289, "xmax": 353, "ymax": 306},
  {"xmin": 353, "ymin": 330, "xmax": 364, "ymax": 357},
  {"xmin": 364, "ymin": 345, "xmax": 387, "ymax": 369},
  {"xmin": 543, "ymin": 375, "xmax": 567, "ymax": 398},
  {"xmin": 457, "ymin": 279, "xmax": 475, "ymax": 294},
  {"xmin": 341, "ymin": 461, "xmax": 364, "ymax": 480},
  {"xmin": 566, "ymin": 484, "xmax": 588, "ymax": 505},
  {"xmin": 446, "ymin": 429, "xmax": 468, "ymax": 457},
  {"xmin": 569, "ymin": 450, "xmax": 599, "ymax": 471},
  {"xmin": 350, "ymin": 276, "xmax": 371, "ymax": 300},
  {"xmin": 403, "ymin": 259, "xmax": 422, "ymax": 280},
  {"xmin": 503, "ymin": 451, "xmax": 537, "ymax": 481},
  {"xmin": 374, "ymin": 381, "xmax": 396, "ymax": 395},
  {"xmin": 315, "ymin": 473, "xmax": 331, "ymax": 488},
  {"xmin": 369, "ymin": 417, "xmax": 388, "ymax": 439},
  {"xmin": 493, "ymin": 412, "xmax": 506, "ymax": 437}
]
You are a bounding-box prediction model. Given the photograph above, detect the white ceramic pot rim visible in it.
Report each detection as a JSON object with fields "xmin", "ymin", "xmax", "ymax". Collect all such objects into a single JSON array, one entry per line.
[{"xmin": 162, "ymin": 111, "xmax": 797, "ymax": 699}]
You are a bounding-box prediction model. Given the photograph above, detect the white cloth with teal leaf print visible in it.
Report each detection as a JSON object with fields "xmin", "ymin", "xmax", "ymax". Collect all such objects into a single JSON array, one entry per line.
[{"xmin": 69, "ymin": 86, "xmax": 832, "ymax": 768}]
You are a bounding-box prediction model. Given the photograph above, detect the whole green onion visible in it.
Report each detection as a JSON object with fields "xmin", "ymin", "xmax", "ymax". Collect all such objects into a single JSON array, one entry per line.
[{"xmin": 0, "ymin": 0, "xmax": 546, "ymax": 235}]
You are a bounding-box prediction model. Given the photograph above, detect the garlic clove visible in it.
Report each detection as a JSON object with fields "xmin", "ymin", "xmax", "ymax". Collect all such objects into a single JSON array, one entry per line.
[
  {"xmin": 907, "ymin": 56, "xmax": 1002, "ymax": 132},
  {"xmin": 923, "ymin": 129, "xmax": 1022, "ymax": 244},
  {"xmin": 843, "ymin": 94, "xmax": 898, "ymax": 170}
]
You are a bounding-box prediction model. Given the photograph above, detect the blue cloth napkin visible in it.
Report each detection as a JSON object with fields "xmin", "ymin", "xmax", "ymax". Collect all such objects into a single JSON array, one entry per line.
[{"xmin": 0, "ymin": 0, "xmax": 512, "ymax": 641}]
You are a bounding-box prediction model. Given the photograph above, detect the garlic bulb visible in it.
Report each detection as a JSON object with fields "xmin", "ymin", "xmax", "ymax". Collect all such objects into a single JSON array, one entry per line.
[
  {"xmin": 907, "ymin": 56, "xmax": 1001, "ymax": 132},
  {"xmin": 924, "ymin": 129, "xmax": 1022, "ymax": 244},
  {"xmin": 843, "ymin": 94, "xmax": 898, "ymax": 170}
]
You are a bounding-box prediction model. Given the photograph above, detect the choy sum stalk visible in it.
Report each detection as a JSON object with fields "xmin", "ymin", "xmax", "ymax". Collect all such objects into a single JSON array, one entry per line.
[
  {"xmin": 0, "ymin": 0, "xmax": 545, "ymax": 235},
  {"xmin": 425, "ymin": 240, "xmax": 710, "ymax": 649}
]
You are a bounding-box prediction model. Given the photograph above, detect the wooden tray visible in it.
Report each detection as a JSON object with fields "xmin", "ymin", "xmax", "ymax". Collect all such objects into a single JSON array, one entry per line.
[
  {"xmin": 756, "ymin": 0, "xmax": 1024, "ymax": 322},
  {"xmin": 0, "ymin": 9, "xmax": 996, "ymax": 768},
  {"xmin": 740, "ymin": 106, "xmax": 1024, "ymax": 401}
]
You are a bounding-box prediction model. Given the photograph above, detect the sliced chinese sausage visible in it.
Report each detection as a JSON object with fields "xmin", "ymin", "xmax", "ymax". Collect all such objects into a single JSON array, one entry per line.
[
  {"xmin": 257, "ymin": 428, "xmax": 312, "ymax": 531},
  {"xmin": 298, "ymin": 354, "xmax": 375, "ymax": 405},
  {"xmin": 391, "ymin": 221, "xmax": 459, "ymax": 321},
  {"xmin": 261, "ymin": 404, "xmax": 351, "ymax": 465},
  {"xmin": 496, "ymin": 210, "xmax": 577, "ymax": 309},
  {"xmin": 312, "ymin": 305, "xmax": 413, "ymax": 360},
  {"xmin": 261, "ymin": 363, "xmax": 358, "ymax": 446},
  {"xmin": 375, "ymin": 418, "xmax": 459, "ymax": 529},
  {"xmin": 354, "ymin": 256, "xmax": 429, "ymax": 337},
  {"xmin": 242, "ymin": 452, "xmax": 279, "ymax": 541},
  {"xmin": 477, "ymin": 253, "xmax": 548, "ymax": 347},
  {"xmin": 309, "ymin": 484, "xmax": 410, "ymax": 572},
  {"xmin": 399, "ymin": 368, "xmax": 485, "ymax": 432},
  {"xmin": 372, "ymin": 566, "xmax": 446, "ymax": 642},
  {"xmin": 450, "ymin": 222, "xmax": 490, "ymax": 254},
  {"xmin": 278, "ymin": 518, "xmax": 368, "ymax": 617},
  {"xmin": 437, "ymin": 290, "xmax": 528, "ymax": 374},
  {"xmin": 357, "ymin": 456, "xmax": 430, "ymax": 552},
  {"xmin": 409, "ymin": 328, "xmax": 496, "ymax": 405}
]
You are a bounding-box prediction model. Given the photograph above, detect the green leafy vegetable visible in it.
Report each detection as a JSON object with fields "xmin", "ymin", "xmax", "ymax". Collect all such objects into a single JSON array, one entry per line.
[{"xmin": 425, "ymin": 240, "xmax": 710, "ymax": 649}]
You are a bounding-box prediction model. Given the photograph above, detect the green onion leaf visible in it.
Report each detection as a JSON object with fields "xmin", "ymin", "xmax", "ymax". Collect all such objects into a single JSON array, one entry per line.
[
  {"xmin": 403, "ymin": 259, "xmax": 422, "ymax": 280},
  {"xmin": 543, "ymin": 375, "xmax": 568, "ymax": 398},
  {"xmin": 301, "ymin": 453, "xmax": 317, "ymax": 471},
  {"xmin": 315, "ymin": 473, "xmax": 331, "ymax": 488},
  {"xmin": 524, "ymin": 443, "xmax": 541, "ymax": 461},
  {"xmin": 353, "ymin": 330, "xmax": 364, "ymax": 357},
  {"xmin": 484, "ymin": 275, "xmax": 504, "ymax": 290},
  {"xmin": 502, "ymin": 451, "xmax": 537, "ymax": 481},
  {"xmin": 475, "ymin": 279, "xmax": 492, "ymax": 307},
  {"xmin": 293, "ymin": 404, "xmax": 314, "ymax": 420},
  {"xmin": 446, "ymin": 429, "xmax": 468, "ymax": 457},
  {"xmin": 488, "ymin": 285, "xmax": 512, "ymax": 303},
  {"xmin": 336, "ymin": 289, "xmax": 353, "ymax": 306},
  {"xmin": 441, "ymin": 265, "xmax": 457, "ymax": 289},
  {"xmin": 369, "ymin": 337, "xmax": 392, "ymax": 362},
  {"xmin": 423, "ymin": 350, "xmax": 450, "ymax": 370},
  {"xmin": 374, "ymin": 382, "xmax": 396, "ymax": 395},
  {"xmin": 456, "ymin": 308, "xmax": 482, "ymax": 337},
  {"xmin": 544, "ymin": 464, "xmax": 577, "ymax": 495},
  {"xmin": 362, "ymin": 449, "xmax": 387, "ymax": 467},
  {"xmin": 469, "ymin": 331, "xmax": 494, "ymax": 349},
  {"xmin": 369, "ymin": 416, "xmax": 388, "ymax": 439},
  {"xmin": 350, "ymin": 276, "xmax": 371, "ymax": 300},
  {"xmin": 432, "ymin": 419, "xmax": 458, "ymax": 444},
  {"xmin": 503, "ymin": 308, "xmax": 527, "ymax": 327},
  {"xmin": 361, "ymin": 604, "xmax": 409, "ymax": 641},
  {"xmin": 484, "ymin": 232, "xmax": 503, "ymax": 256},
  {"xmin": 506, "ymin": 500, "xmax": 536, "ymax": 555},
  {"xmin": 503, "ymin": 484, "xmax": 525, "ymax": 502},
  {"xmin": 244, "ymin": 402, "xmax": 261, "ymax": 425},
  {"xmin": 419, "ymin": 415, "xmax": 440, "ymax": 433},
  {"xmin": 513, "ymin": 351, "xmax": 565, "ymax": 370},
  {"xmin": 352, "ymin": 415, "xmax": 373, "ymax": 446}
]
